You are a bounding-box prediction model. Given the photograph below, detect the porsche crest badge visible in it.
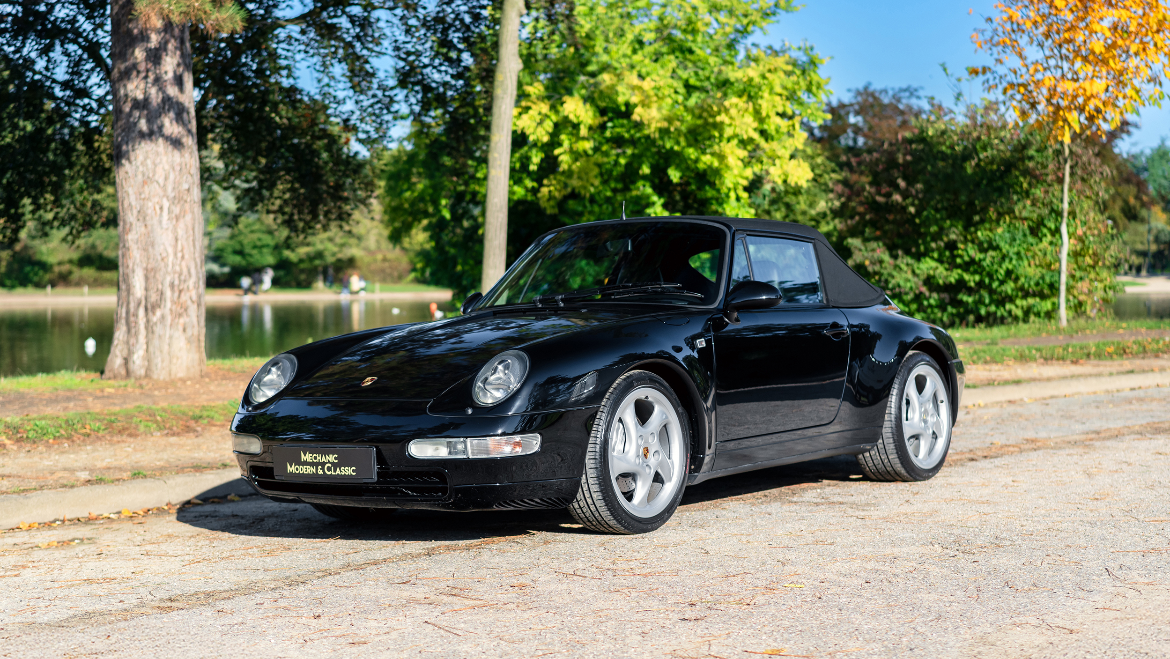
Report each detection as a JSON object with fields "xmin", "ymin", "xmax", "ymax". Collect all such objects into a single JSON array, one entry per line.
[{"xmin": 361, "ymin": 377, "xmax": 378, "ymax": 387}]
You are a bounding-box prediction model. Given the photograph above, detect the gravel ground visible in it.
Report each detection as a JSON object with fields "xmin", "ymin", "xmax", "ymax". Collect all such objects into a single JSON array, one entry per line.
[{"xmin": 1, "ymin": 388, "xmax": 1168, "ymax": 658}]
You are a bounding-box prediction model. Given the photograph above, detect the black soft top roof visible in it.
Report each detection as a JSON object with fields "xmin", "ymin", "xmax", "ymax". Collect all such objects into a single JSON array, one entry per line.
[{"xmin": 612, "ymin": 216, "xmax": 887, "ymax": 308}]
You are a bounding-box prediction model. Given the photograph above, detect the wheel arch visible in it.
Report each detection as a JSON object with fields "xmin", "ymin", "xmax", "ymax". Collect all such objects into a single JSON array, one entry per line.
[
  {"xmin": 621, "ymin": 358, "xmax": 710, "ymax": 472},
  {"xmin": 909, "ymin": 339, "xmax": 960, "ymax": 420}
]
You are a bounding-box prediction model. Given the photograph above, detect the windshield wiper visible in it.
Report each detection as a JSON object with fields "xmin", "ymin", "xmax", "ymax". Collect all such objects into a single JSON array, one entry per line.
[{"xmin": 531, "ymin": 282, "xmax": 703, "ymax": 307}]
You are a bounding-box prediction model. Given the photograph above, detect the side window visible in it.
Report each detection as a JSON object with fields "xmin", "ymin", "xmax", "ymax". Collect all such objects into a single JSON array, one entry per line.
[
  {"xmin": 744, "ymin": 236, "xmax": 824, "ymax": 304},
  {"xmin": 730, "ymin": 238, "xmax": 753, "ymax": 288}
]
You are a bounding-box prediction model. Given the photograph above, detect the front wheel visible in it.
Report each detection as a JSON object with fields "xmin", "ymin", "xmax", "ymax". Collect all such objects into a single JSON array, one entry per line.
[
  {"xmin": 569, "ymin": 371, "xmax": 691, "ymax": 534},
  {"xmin": 857, "ymin": 351, "xmax": 953, "ymax": 482}
]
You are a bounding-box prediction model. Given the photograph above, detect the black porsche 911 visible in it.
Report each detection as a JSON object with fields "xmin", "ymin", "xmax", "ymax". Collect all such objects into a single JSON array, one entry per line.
[{"xmin": 231, "ymin": 216, "xmax": 964, "ymax": 534}]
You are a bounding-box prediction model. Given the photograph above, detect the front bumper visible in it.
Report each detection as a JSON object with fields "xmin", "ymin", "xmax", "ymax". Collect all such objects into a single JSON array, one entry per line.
[{"xmin": 232, "ymin": 398, "xmax": 597, "ymax": 511}]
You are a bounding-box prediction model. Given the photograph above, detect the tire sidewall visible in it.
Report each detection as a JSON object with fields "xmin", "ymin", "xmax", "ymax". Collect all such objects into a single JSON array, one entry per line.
[
  {"xmin": 592, "ymin": 371, "xmax": 691, "ymax": 533},
  {"xmin": 890, "ymin": 352, "xmax": 951, "ymax": 480}
]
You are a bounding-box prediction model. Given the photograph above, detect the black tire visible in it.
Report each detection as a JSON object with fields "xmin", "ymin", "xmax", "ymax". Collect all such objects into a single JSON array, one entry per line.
[
  {"xmin": 568, "ymin": 370, "xmax": 691, "ymax": 534},
  {"xmin": 310, "ymin": 503, "xmax": 398, "ymax": 521},
  {"xmin": 857, "ymin": 351, "xmax": 953, "ymax": 482}
]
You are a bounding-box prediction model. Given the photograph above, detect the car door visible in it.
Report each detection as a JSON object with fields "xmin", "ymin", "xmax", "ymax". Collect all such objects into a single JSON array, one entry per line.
[{"xmin": 713, "ymin": 233, "xmax": 851, "ymax": 445}]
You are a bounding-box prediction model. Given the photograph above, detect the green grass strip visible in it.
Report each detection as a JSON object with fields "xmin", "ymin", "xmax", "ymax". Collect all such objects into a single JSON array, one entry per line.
[
  {"xmin": 0, "ymin": 402, "xmax": 237, "ymax": 443},
  {"xmin": 0, "ymin": 357, "xmax": 266, "ymax": 394},
  {"xmin": 963, "ymin": 337, "xmax": 1170, "ymax": 365},
  {"xmin": 950, "ymin": 318, "xmax": 1169, "ymax": 343}
]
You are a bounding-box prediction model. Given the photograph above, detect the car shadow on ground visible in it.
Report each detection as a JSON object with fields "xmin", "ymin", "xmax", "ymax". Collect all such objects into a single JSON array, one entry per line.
[{"xmin": 175, "ymin": 455, "xmax": 864, "ymax": 543}]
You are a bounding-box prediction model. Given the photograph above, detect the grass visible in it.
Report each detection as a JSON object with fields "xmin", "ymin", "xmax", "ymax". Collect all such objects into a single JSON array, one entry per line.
[
  {"xmin": 963, "ymin": 336, "xmax": 1170, "ymax": 365},
  {"xmin": 0, "ymin": 402, "xmax": 237, "ymax": 444},
  {"xmin": 950, "ymin": 318, "xmax": 1169, "ymax": 344},
  {"xmin": 0, "ymin": 357, "xmax": 266, "ymax": 394}
]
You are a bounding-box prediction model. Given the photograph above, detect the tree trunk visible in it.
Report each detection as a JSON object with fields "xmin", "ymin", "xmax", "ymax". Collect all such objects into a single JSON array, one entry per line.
[
  {"xmin": 105, "ymin": 0, "xmax": 206, "ymax": 380},
  {"xmin": 480, "ymin": 0, "xmax": 526, "ymax": 294},
  {"xmin": 1058, "ymin": 141, "xmax": 1070, "ymax": 328}
]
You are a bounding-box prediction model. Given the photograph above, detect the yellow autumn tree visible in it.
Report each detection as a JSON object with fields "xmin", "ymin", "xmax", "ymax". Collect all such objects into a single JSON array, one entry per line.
[{"xmin": 970, "ymin": 0, "xmax": 1170, "ymax": 326}]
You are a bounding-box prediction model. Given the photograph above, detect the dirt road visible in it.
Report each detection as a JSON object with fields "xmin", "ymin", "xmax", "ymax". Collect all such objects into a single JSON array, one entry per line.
[{"xmin": 1, "ymin": 386, "xmax": 1168, "ymax": 658}]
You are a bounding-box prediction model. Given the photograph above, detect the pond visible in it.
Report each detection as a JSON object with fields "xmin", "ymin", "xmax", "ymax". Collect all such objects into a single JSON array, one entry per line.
[
  {"xmin": 1, "ymin": 293, "xmax": 1167, "ymax": 378},
  {"xmin": 0, "ymin": 298, "xmax": 450, "ymax": 377}
]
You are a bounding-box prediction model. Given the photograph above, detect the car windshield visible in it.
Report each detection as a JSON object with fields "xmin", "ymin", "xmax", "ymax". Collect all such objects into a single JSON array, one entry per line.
[{"xmin": 481, "ymin": 221, "xmax": 727, "ymax": 307}]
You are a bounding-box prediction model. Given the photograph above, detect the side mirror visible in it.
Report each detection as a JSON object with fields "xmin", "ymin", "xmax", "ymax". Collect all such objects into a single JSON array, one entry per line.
[
  {"xmin": 461, "ymin": 292, "xmax": 483, "ymax": 315},
  {"xmin": 723, "ymin": 281, "xmax": 781, "ymax": 323}
]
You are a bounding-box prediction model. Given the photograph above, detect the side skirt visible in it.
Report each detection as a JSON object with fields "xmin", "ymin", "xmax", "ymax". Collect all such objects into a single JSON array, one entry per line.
[{"xmin": 686, "ymin": 443, "xmax": 876, "ymax": 486}]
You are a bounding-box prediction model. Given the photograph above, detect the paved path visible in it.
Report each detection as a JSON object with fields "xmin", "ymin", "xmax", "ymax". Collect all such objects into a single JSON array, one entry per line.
[
  {"xmin": 1, "ymin": 387, "xmax": 1167, "ymax": 658},
  {"xmin": 1119, "ymin": 274, "xmax": 1170, "ymax": 293}
]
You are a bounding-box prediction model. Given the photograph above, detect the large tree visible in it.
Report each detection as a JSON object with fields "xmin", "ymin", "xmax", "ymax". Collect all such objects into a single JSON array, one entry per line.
[
  {"xmin": 1, "ymin": 1, "xmax": 428, "ymax": 377},
  {"xmin": 105, "ymin": 0, "xmax": 245, "ymax": 380},
  {"xmin": 481, "ymin": 0, "xmax": 526, "ymax": 293},
  {"xmin": 971, "ymin": 0, "xmax": 1170, "ymax": 326}
]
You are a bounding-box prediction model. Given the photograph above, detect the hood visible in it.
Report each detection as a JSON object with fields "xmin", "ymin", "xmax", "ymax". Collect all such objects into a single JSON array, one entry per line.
[{"xmin": 284, "ymin": 309, "xmax": 635, "ymax": 400}]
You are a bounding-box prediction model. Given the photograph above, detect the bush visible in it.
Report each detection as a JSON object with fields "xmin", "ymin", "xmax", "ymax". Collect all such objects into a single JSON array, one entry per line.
[{"xmin": 825, "ymin": 105, "xmax": 1122, "ymax": 326}]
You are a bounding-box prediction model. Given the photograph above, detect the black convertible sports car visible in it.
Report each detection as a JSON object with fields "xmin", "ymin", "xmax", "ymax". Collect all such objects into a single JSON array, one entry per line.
[{"xmin": 231, "ymin": 217, "xmax": 964, "ymax": 534}]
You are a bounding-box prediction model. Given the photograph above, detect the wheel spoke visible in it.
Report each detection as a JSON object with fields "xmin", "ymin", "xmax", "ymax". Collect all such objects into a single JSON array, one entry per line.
[
  {"xmin": 918, "ymin": 377, "xmax": 937, "ymax": 409},
  {"xmin": 655, "ymin": 453, "xmax": 674, "ymax": 484},
  {"xmin": 620, "ymin": 405, "xmax": 643, "ymax": 438},
  {"xmin": 611, "ymin": 450, "xmax": 641, "ymax": 476},
  {"xmin": 630, "ymin": 471, "xmax": 653, "ymax": 508},
  {"xmin": 916, "ymin": 432, "xmax": 933, "ymax": 460},
  {"xmin": 646, "ymin": 407, "xmax": 671, "ymax": 435}
]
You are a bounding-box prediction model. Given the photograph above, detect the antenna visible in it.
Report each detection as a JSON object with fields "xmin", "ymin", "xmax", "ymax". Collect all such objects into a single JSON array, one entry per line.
[{"xmin": 621, "ymin": 201, "xmax": 626, "ymax": 220}]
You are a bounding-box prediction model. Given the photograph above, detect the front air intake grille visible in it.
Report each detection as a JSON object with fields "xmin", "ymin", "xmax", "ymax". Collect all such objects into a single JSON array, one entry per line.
[
  {"xmin": 249, "ymin": 465, "xmax": 448, "ymax": 499},
  {"xmin": 493, "ymin": 497, "xmax": 572, "ymax": 510}
]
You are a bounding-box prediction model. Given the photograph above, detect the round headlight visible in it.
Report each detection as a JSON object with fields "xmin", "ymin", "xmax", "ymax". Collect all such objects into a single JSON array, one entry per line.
[
  {"xmin": 248, "ymin": 353, "xmax": 298, "ymax": 404},
  {"xmin": 472, "ymin": 350, "xmax": 529, "ymax": 406}
]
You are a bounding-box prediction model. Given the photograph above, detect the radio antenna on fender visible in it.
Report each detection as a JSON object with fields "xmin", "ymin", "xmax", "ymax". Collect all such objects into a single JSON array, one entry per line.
[{"xmin": 621, "ymin": 201, "xmax": 626, "ymax": 220}]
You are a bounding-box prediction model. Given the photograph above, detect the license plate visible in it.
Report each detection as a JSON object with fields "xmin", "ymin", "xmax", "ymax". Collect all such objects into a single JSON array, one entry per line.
[{"xmin": 272, "ymin": 446, "xmax": 376, "ymax": 483}]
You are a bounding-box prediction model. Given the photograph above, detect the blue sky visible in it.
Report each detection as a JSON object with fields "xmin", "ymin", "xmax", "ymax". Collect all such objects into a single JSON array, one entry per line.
[{"xmin": 756, "ymin": 0, "xmax": 1170, "ymax": 153}]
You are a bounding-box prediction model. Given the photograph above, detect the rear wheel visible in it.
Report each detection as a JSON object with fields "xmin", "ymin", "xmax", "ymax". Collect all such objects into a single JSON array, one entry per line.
[
  {"xmin": 310, "ymin": 503, "xmax": 398, "ymax": 521},
  {"xmin": 569, "ymin": 370, "xmax": 690, "ymax": 534},
  {"xmin": 857, "ymin": 351, "xmax": 952, "ymax": 482}
]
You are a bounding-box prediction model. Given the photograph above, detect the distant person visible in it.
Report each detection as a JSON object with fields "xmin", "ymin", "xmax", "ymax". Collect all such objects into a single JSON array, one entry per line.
[
  {"xmin": 257, "ymin": 267, "xmax": 274, "ymax": 293},
  {"xmin": 341, "ymin": 271, "xmax": 366, "ymax": 296},
  {"xmin": 240, "ymin": 267, "xmax": 275, "ymax": 295}
]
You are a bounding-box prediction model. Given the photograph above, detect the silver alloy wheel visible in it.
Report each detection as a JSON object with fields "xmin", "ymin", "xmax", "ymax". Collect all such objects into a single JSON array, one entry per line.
[
  {"xmin": 901, "ymin": 363, "xmax": 951, "ymax": 469},
  {"xmin": 607, "ymin": 386, "xmax": 686, "ymax": 518}
]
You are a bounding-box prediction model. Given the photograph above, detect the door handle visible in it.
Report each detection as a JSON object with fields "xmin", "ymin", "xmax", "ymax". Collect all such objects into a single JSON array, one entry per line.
[{"xmin": 823, "ymin": 323, "xmax": 848, "ymax": 340}]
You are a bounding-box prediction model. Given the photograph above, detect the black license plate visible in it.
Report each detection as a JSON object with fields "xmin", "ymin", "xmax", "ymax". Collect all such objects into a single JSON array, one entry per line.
[{"xmin": 272, "ymin": 446, "xmax": 376, "ymax": 483}]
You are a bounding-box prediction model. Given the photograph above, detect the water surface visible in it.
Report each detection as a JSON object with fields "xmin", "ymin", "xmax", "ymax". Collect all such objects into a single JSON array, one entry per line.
[
  {"xmin": 0, "ymin": 299, "xmax": 446, "ymax": 377},
  {"xmin": 1, "ymin": 293, "xmax": 1166, "ymax": 377}
]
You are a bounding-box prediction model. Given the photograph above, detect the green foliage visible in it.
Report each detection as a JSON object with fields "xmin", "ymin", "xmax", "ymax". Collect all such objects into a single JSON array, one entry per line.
[
  {"xmin": 0, "ymin": 224, "xmax": 120, "ymax": 288},
  {"xmin": 206, "ymin": 203, "xmax": 413, "ymax": 287},
  {"xmin": 0, "ymin": 56, "xmax": 116, "ymax": 244},
  {"xmin": 386, "ymin": 0, "xmax": 830, "ymax": 297},
  {"xmin": 1137, "ymin": 142, "xmax": 1170, "ymax": 204},
  {"xmin": 823, "ymin": 102, "xmax": 1122, "ymax": 326},
  {"xmin": 513, "ymin": 0, "xmax": 829, "ymax": 219},
  {"xmin": 1, "ymin": 1, "xmax": 431, "ymax": 243},
  {"xmin": 381, "ymin": 1, "xmax": 498, "ymax": 297}
]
